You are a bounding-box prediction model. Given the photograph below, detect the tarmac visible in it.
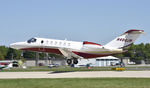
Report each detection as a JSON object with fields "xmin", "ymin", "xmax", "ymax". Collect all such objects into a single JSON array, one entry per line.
[{"xmin": 0, "ymin": 71, "xmax": 150, "ymax": 79}]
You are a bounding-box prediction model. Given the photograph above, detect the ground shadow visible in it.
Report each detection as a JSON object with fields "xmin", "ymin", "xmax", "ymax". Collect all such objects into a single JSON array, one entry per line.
[{"xmin": 48, "ymin": 71, "xmax": 75, "ymax": 74}]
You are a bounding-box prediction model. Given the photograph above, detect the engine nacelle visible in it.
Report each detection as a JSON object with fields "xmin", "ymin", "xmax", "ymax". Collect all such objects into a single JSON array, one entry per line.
[{"xmin": 82, "ymin": 41, "xmax": 103, "ymax": 49}]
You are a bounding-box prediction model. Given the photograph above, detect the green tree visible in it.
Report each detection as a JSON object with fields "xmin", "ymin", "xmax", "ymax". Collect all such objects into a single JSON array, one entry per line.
[
  {"xmin": 5, "ymin": 48, "xmax": 21, "ymax": 60},
  {"xmin": 0, "ymin": 51, "xmax": 4, "ymax": 60},
  {"xmin": 0, "ymin": 46, "xmax": 8, "ymax": 59},
  {"xmin": 23, "ymin": 51, "xmax": 35, "ymax": 58}
]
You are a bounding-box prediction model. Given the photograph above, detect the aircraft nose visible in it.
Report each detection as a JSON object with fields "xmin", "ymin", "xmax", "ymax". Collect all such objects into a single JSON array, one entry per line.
[
  {"xmin": 10, "ymin": 42, "xmax": 26, "ymax": 50},
  {"xmin": 10, "ymin": 43, "xmax": 19, "ymax": 49}
]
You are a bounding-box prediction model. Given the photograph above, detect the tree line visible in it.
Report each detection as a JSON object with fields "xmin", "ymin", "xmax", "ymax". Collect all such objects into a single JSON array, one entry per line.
[
  {"xmin": 0, "ymin": 43, "xmax": 150, "ymax": 64},
  {"xmin": 115, "ymin": 43, "xmax": 150, "ymax": 64}
]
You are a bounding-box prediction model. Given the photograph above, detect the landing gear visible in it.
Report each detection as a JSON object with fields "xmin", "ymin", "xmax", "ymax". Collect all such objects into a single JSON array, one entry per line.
[
  {"xmin": 73, "ymin": 59, "xmax": 78, "ymax": 64},
  {"xmin": 66, "ymin": 58, "xmax": 78, "ymax": 65},
  {"xmin": 67, "ymin": 59, "xmax": 72, "ymax": 65}
]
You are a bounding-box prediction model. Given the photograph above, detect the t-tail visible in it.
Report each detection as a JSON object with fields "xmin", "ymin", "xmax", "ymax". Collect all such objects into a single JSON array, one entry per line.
[{"xmin": 104, "ymin": 29, "xmax": 144, "ymax": 49}]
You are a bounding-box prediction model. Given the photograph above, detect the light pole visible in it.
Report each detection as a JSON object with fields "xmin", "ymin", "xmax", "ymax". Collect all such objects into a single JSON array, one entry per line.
[{"xmin": 35, "ymin": 52, "xmax": 39, "ymax": 66}]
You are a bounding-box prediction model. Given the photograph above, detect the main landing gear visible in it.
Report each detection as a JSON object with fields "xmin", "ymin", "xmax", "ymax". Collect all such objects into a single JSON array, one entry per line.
[{"xmin": 67, "ymin": 58, "xmax": 78, "ymax": 65}]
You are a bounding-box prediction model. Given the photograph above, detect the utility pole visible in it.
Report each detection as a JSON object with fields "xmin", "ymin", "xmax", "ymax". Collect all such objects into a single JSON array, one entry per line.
[
  {"xmin": 45, "ymin": 53, "xmax": 49, "ymax": 66},
  {"xmin": 35, "ymin": 52, "xmax": 39, "ymax": 66},
  {"xmin": 11, "ymin": 53, "xmax": 13, "ymax": 60}
]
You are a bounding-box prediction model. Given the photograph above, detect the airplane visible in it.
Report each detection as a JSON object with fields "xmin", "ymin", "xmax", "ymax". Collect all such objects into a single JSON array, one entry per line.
[
  {"xmin": 0, "ymin": 62, "xmax": 13, "ymax": 70},
  {"xmin": 10, "ymin": 29, "xmax": 144, "ymax": 65}
]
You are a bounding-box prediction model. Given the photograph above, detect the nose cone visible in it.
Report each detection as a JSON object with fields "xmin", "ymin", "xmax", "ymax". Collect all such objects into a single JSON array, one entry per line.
[
  {"xmin": 10, "ymin": 42, "xmax": 26, "ymax": 50},
  {"xmin": 10, "ymin": 43, "xmax": 20, "ymax": 49}
]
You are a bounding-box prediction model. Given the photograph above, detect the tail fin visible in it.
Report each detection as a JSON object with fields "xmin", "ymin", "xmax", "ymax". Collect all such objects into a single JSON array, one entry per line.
[{"xmin": 104, "ymin": 29, "xmax": 144, "ymax": 49}]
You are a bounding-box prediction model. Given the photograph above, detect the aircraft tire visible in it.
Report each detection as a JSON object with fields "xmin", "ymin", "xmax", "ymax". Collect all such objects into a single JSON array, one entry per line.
[
  {"xmin": 73, "ymin": 59, "xmax": 78, "ymax": 64},
  {"xmin": 67, "ymin": 59, "xmax": 72, "ymax": 65}
]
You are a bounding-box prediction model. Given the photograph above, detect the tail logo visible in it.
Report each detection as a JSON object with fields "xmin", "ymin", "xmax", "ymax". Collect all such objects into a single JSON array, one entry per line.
[{"xmin": 117, "ymin": 38, "xmax": 132, "ymax": 42}]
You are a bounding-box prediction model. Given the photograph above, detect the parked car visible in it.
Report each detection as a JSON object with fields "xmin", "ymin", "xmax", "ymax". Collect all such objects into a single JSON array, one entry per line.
[{"xmin": 48, "ymin": 64, "xmax": 59, "ymax": 68}]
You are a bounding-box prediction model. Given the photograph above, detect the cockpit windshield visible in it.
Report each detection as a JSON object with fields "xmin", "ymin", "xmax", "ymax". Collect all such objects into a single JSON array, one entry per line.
[{"xmin": 27, "ymin": 38, "xmax": 37, "ymax": 43}]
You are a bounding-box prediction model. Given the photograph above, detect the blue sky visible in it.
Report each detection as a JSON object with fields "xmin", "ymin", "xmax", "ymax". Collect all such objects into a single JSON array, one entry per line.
[{"xmin": 0, "ymin": 0, "xmax": 149, "ymax": 46}]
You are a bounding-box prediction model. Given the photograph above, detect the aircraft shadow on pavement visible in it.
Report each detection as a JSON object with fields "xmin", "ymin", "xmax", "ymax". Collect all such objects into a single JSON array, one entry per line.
[{"xmin": 48, "ymin": 71, "xmax": 75, "ymax": 74}]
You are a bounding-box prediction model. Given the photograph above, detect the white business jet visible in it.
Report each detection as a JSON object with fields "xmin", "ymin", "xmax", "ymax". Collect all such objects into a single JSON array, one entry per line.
[{"xmin": 10, "ymin": 29, "xmax": 144, "ymax": 65}]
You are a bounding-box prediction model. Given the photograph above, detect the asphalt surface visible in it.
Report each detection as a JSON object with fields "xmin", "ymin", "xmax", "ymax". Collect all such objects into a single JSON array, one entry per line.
[{"xmin": 0, "ymin": 71, "xmax": 150, "ymax": 79}]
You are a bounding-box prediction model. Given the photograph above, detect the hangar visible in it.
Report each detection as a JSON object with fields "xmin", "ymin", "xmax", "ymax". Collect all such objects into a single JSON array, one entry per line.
[{"xmin": 76, "ymin": 56, "xmax": 119, "ymax": 67}]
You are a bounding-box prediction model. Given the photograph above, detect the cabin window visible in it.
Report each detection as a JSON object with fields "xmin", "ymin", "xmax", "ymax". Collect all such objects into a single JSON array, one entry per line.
[
  {"xmin": 68, "ymin": 43, "xmax": 70, "ymax": 46},
  {"xmin": 50, "ymin": 41, "xmax": 53, "ymax": 45},
  {"xmin": 46, "ymin": 41, "xmax": 49, "ymax": 44},
  {"xmin": 59, "ymin": 42, "xmax": 62, "ymax": 45},
  {"xmin": 63, "ymin": 42, "xmax": 66, "ymax": 46},
  {"xmin": 55, "ymin": 41, "xmax": 57, "ymax": 45},
  {"xmin": 41, "ymin": 40, "xmax": 44, "ymax": 44}
]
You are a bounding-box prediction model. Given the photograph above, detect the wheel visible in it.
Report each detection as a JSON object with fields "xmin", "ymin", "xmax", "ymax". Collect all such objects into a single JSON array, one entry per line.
[
  {"xmin": 73, "ymin": 59, "xmax": 78, "ymax": 64},
  {"xmin": 67, "ymin": 59, "xmax": 72, "ymax": 65}
]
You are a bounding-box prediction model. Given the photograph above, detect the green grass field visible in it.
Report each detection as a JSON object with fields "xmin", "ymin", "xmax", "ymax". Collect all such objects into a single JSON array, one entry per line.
[
  {"xmin": 1, "ymin": 66, "xmax": 150, "ymax": 72},
  {"xmin": 0, "ymin": 78, "xmax": 150, "ymax": 88},
  {"xmin": 1, "ymin": 66, "xmax": 112, "ymax": 72}
]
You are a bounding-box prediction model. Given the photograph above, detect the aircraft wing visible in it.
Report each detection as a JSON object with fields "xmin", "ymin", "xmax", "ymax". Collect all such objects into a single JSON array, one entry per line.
[{"xmin": 58, "ymin": 48, "xmax": 82, "ymax": 59}]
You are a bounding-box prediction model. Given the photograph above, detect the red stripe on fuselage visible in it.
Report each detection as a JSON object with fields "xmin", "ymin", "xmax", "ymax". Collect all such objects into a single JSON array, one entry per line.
[
  {"xmin": 72, "ymin": 51, "xmax": 112, "ymax": 58},
  {"xmin": 21, "ymin": 48, "xmax": 62, "ymax": 55}
]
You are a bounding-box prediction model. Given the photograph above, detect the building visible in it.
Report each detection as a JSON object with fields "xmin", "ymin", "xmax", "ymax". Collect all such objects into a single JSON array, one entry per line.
[
  {"xmin": 76, "ymin": 56, "xmax": 119, "ymax": 67},
  {"xmin": 25, "ymin": 58, "xmax": 66, "ymax": 66},
  {"xmin": 25, "ymin": 56, "xmax": 119, "ymax": 67}
]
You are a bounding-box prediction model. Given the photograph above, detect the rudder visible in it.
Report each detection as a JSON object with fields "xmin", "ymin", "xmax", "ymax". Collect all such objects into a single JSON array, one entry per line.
[{"xmin": 104, "ymin": 29, "xmax": 144, "ymax": 49}]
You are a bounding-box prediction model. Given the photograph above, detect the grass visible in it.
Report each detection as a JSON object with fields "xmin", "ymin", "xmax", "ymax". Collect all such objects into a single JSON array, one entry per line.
[
  {"xmin": 1, "ymin": 66, "xmax": 112, "ymax": 72},
  {"xmin": 1, "ymin": 66, "xmax": 150, "ymax": 72},
  {"xmin": 0, "ymin": 78, "xmax": 150, "ymax": 88}
]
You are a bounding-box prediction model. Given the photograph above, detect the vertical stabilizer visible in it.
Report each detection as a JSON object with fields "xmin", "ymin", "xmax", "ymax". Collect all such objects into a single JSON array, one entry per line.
[{"xmin": 104, "ymin": 29, "xmax": 144, "ymax": 49}]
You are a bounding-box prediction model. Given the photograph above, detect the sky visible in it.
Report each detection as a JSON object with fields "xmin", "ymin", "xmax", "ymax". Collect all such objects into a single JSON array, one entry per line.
[{"xmin": 0, "ymin": 0, "xmax": 150, "ymax": 46}]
